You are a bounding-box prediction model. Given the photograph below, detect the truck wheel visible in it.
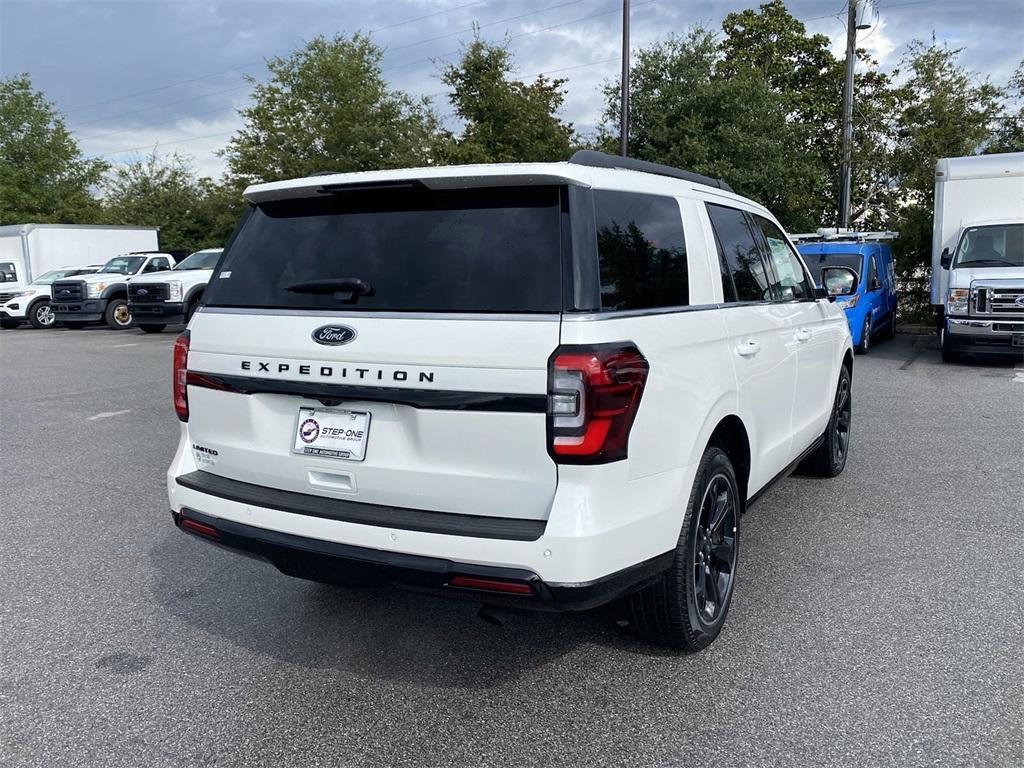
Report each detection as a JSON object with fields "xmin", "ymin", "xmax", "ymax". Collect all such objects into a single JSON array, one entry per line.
[
  {"xmin": 855, "ymin": 318, "xmax": 871, "ymax": 354},
  {"xmin": 625, "ymin": 446, "xmax": 740, "ymax": 651},
  {"xmin": 940, "ymin": 327, "xmax": 959, "ymax": 363},
  {"xmin": 62, "ymin": 321, "xmax": 86, "ymax": 330},
  {"xmin": 105, "ymin": 299, "xmax": 132, "ymax": 329},
  {"xmin": 138, "ymin": 324, "xmax": 166, "ymax": 333},
  {"xmin": 798, "ymin": 365, "xmax": 852, "ymax": 478},
  {"xmin": 28, "ymin": 300, "xmax": 56, "ymax": 329}
]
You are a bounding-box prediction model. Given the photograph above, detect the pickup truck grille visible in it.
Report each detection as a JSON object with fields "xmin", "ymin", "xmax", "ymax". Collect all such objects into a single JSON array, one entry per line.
[
  {"xmin": 52, "ymin": 281, "xmax": 85, "ymax": 302},
  {"xmin": 129, "ymin": 283, "xmax": 169, "ymax": 302},
  {"xmin": 988, "ymin": 288, "xmax": 1024, "ymax": 315}
]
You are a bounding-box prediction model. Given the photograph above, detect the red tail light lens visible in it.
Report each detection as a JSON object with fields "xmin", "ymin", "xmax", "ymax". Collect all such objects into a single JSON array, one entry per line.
[
  {"xmin": 548, "ymin": 343, "xmax": 649, "ymax": 464},
  {"xmin": 180, "ymin": 516, "xmax": 219, "ymax": 539},
  {"xmin": 448, "ymin": 576, "xmax": 534, "ymax": 595},
  {"xmin": 173, "ymin": 331, "xmax": 190, "ymax": 421}
]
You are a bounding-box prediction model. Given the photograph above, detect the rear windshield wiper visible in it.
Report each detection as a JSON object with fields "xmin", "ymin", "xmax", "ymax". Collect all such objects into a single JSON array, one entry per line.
[{"xmin": 285, "ymin": 277, "xmax": 375, "ymax": 303}]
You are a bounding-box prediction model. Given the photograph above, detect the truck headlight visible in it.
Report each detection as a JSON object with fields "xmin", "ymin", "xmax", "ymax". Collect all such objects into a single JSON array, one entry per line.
[
  {"xmin": 168, "ymin": 281, "xmax": 183, "ymax": 302},
  {"xmin": 86, "ymin": 282, "xmax": 106, "ymax": 298},
  {"xmin": 947, "ymin": 289, "xmax": 969, "ymax": 315},
  {"xmin": 837, "ymin": 294, "xmax": 860, "ymax": 309}
]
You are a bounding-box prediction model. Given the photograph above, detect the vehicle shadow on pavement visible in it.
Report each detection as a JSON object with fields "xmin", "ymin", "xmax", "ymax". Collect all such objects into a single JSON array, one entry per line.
[{"xmin": 148, "ymin": 527, "xmax": 664, "ymax": 688}]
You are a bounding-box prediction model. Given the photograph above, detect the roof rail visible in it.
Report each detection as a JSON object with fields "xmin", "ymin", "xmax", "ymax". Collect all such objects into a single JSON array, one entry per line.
[
  {"xmin": 568, "ymin": 150, "xmax": 734, "ymax": 192},
  {"xmin": 790, "ymin": 228, "xmax": 900, "ymax": 243}
]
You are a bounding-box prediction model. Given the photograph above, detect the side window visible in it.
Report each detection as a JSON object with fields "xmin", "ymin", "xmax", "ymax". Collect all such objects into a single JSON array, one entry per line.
[
  {"xmin": 145, "ymin": 258, "xmax": 168, "ymax": 273},
  {"xmin": 751, "ymin": 215, "xmax": 812, "ymax": 301},
  {"xmin": 706, "ymin": 204, "xmax": 771, "ymax": 303},
  {"xmin": 867, "ymin": 256, "xmax": 878, "ymax": 289},
  {"xmin": 594, "ymin": 190, "xmax": 688, "ymax": 310},
  {"xmin": 0, "ymin": 261, "xmax": 18, "ymax": 282}
]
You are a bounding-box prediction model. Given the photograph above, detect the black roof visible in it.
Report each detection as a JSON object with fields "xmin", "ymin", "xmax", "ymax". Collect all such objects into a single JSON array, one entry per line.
[{"xmin": 568, "ymin": 150, "xmax": 734, "ymax": 192}]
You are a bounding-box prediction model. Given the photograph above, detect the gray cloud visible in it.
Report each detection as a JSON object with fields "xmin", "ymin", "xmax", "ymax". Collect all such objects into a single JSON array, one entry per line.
[{"xmin": 2, "ymin": 0, "xmax": 1021, "ymax": 178}]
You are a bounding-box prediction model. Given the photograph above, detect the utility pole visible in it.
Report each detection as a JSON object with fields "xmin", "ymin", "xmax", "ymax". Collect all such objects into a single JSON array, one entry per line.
[
  {"xmin": 620, "ymin": 0, "xmax": 630, "ymax": 157},
  {"xmin": 839, "ymin": 0, "xmax": 870, "ymax": 227}
]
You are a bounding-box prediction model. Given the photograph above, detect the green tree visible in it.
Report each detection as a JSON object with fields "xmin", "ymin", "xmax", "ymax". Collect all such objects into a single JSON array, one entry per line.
[
  {"xmin": 101, "ymin": 151, "xmax": 218, "ymax": 252},
  {"xmin": 441, "ymin": 35, "xmax": 575, "ymax": 163},
  {"xmin": 890, "ymin": 42, "xmax": 1004, "ymax": 319},
  {"xmin": 223, "ymin": 34, "xmax": 443, "ymax": 183},
  {"xmin": 596, "ymin": 28, "xmax": 827, "ymax": 231},
  {"xmin": 0, "ymin": 74, "xmax": 106, "ymax": 224},
  {"xmin": 986, "ymin": 61, "xmax": 1024, "ymax": 153}
]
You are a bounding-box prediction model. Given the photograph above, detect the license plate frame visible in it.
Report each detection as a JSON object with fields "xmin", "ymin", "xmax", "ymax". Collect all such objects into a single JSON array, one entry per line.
[{"xmin": 291, "ymin": 406, "xmax": 371, "ymax": 462}]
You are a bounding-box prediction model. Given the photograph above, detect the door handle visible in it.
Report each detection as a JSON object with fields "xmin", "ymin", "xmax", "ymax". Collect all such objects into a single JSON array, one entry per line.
[
  {"xmin": 735, "ymin": 340, "xmax": 761, "ymax": 357},
  {"xmin": 794, "ymin": 329, "xmax": 812, "ymax": 342}
]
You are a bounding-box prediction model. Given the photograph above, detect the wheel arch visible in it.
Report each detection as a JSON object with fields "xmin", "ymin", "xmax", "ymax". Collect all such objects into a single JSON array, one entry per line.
[{"xmin": 705, "ymin": 415, "xmax": 751, "ymax": 509}]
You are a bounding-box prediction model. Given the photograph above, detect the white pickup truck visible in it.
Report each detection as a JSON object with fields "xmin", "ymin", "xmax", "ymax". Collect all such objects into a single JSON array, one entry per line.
[
  {"xmin": 0, "ymin": 265, "xmax": 103, "ymax": 329},
  {"xmin": 127, "ymin": 248, "xmax": 223, "ymax": 332},
  {"xmin": 932, "ymin": 153, "xmax": 1024, "ymax": 362},
  {"xmin": 51, "ymin": 251, "xmax": 178, "ymax": 329}
]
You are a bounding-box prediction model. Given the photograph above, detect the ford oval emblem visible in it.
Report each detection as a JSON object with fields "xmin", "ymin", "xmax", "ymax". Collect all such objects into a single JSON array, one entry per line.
[
  {"xmin": 311, "ymin": 325, "xmax": 357, "ymax": 346},
  {"xmin": 138, "ymin": 288, "xmax": 148, "ymax": 296}
]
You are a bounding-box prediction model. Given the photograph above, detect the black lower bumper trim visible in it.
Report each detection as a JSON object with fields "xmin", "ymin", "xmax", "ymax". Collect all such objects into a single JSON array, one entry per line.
[
  {"xmin": 175, "ymin": 470, "xmax": 547, "ymax": 541},
  {"xmin": 174, "ymin": 507, "xmax": 673, "ymax": 611},
  {"xmin": 129, "ymin": 301, "xmax": 185, "ymax": 324}
]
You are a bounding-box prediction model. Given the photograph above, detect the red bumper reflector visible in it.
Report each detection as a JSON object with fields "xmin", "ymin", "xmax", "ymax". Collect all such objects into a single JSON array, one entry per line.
[
  {"xmin": 448, "ymin": 575, "xmax": 533, "ymax": 595},
  {"xmin": 180, "ymin": 517, "xmax": 220, "ymax": 539}
]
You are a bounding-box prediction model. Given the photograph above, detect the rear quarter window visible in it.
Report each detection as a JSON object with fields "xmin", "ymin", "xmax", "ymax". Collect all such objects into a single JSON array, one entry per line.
[
  {"xmin": 203, "ymin": 186, "xmax": 564, "ymax": 313},
  {"xmin": 594, "ymin": 190, "xmax": 688, "ymax": 311}
]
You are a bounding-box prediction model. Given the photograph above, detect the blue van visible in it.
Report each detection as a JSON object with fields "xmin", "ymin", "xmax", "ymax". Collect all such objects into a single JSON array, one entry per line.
[{"xmin": 797, "ymin": 240, "xmax": 898, "ymax": 353}]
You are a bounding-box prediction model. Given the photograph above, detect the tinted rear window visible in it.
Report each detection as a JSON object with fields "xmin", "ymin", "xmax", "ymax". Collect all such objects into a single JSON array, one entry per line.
[
  {"xmin": 594, "ymin": 190, "xmax": 688, "ymax": 310},
  {"xmin": 204, "ymin": 186, "xmax": 563, "ymax": 313}
]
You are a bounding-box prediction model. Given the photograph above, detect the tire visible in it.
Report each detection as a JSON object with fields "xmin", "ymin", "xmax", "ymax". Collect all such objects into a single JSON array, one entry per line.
[
  {"xmin": 28, "ymin": 300, "xmax": 56, "ymax": 329},
  {"xmin": 855, "ymin": 317, "xmax": 871, "ymax": 354},
  {"xmin": 62, "ymin": 321, "xmax": 87, "ymax": 329},
  {"xmin": 798, "ymin": 365, "xmax": 852, "ymax": 478},
  {"xmin": 940, "ymin": 327, "xmax": 959, "ymax": 363},
  {"xmin": 138, "ymin": 324, "xmax": 167, "ymax": 333},
  {"xmin": 104, "ymin": 299, "xmax": 132, "ymax": 329},
  {"xmin": 625, "ymin": 446, "xmax": 740, "ymax": 651},
  {"xmin": 886, "ymin": 309, "xmax": 897, "ymax": 339},
  {"xmin": 185, "ymin": 298, "xmax": 200, "ymax": 323}
]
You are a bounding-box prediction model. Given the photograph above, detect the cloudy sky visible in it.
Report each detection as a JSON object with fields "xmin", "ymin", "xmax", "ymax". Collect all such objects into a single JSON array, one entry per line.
[{"xmin": 2, "ymin": 0, "xmax": 1022, "ymax": 178}]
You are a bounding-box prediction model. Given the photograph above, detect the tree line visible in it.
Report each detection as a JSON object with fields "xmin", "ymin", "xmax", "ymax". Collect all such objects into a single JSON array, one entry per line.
[{"xmin": 2, "ymin": 1, "xmax": 1021, "ymax": 318}]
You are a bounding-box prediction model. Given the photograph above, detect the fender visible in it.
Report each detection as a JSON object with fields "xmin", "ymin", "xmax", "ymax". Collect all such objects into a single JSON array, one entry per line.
[
  {"xmin": 686, "ymin": 389, "xmax": 751, "ymax": 468},
  {"xmin": 183, "ymin": 285, "xmax": 206, "ymax": 307},
  {"xmin": 101, "ymin": 282, "xmax": 128, "ymax": 301}
]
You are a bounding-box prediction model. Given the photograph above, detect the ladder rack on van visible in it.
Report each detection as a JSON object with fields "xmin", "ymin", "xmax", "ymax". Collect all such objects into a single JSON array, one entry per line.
[{"xmin": 790, "ymin": 228, "xmax": 899, "ymax": 243}]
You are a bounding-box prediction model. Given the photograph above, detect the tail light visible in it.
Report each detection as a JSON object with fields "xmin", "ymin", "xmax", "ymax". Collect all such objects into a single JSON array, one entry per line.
[
  {"xmin": 173, "ymin": 330, "xmax": 190, "ymax": 421},
  {"xmin": 547, "ymin": 343, "xmax": 649, "ymax": 464}
]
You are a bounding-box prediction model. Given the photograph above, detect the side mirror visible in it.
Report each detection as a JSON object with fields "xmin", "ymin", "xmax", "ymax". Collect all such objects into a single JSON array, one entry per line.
[
  {"xmin": 821, "ymin": 266, "xmax": 858, "ymax": 299},
  {"xmin": 940, "ymin": 248, "xmax": 952, "ymax": 269}
]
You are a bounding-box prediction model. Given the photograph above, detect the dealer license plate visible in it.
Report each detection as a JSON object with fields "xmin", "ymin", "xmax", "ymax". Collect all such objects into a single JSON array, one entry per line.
[{"xmin": 292, "ymin": 407, "xmax": 370, "ymax": 461}]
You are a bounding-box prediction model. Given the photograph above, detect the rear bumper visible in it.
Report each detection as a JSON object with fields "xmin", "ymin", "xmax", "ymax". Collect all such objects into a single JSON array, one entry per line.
[
  {"xmin": 129, "ymin": 301, "xmax": 185, "ymax": 325},
  {"xmin": 52, "ymin": 299, "xmax": 107, "ymax": 323},
  {"xmin": 173, "ymin": 506, "xmax": 673, "ymax": 611},
  {"xmin": 947, "ymin": 317, "xmax": 1024, "ymax": 355}
]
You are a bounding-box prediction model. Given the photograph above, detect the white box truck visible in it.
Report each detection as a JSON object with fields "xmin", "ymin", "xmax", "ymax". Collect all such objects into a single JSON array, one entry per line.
[
  {"xmin": 932, "ymin": 152, "xmax": 1024, "ymax": 362},
  {"xmin": 0, "ymin": 224, "xmax": 159, "ymax": 291}
]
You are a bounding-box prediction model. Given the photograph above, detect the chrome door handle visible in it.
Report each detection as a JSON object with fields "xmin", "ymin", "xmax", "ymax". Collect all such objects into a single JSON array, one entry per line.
[
  {"xmin": 735, "ymin": 340, "xmax": 761, "ymax": 357},
  {"xmin": 795, "ymin": 329, "xmax": 812, "ymax": 342}
]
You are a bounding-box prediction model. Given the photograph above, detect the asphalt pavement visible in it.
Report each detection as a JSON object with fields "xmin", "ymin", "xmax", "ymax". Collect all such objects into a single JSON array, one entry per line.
[{"xmin": 1, "ymin": 325, "xmax": 1021, "ymax": 767}]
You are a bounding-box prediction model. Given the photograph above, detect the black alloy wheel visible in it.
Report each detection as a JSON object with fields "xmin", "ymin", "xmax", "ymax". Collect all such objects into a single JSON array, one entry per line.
[
  {"xmin": 693, "ymin": 473, "xmax": 738, "ymax": 625},
  {"xmin": 832, "ymin": 371, "xmax": 852, "ymax": 467}
]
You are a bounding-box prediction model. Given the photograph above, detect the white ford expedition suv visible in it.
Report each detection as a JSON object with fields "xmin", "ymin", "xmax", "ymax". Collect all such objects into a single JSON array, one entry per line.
[{"xmin": 168, "ymin": 152, "xmax": 854, "ymax": 650}]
